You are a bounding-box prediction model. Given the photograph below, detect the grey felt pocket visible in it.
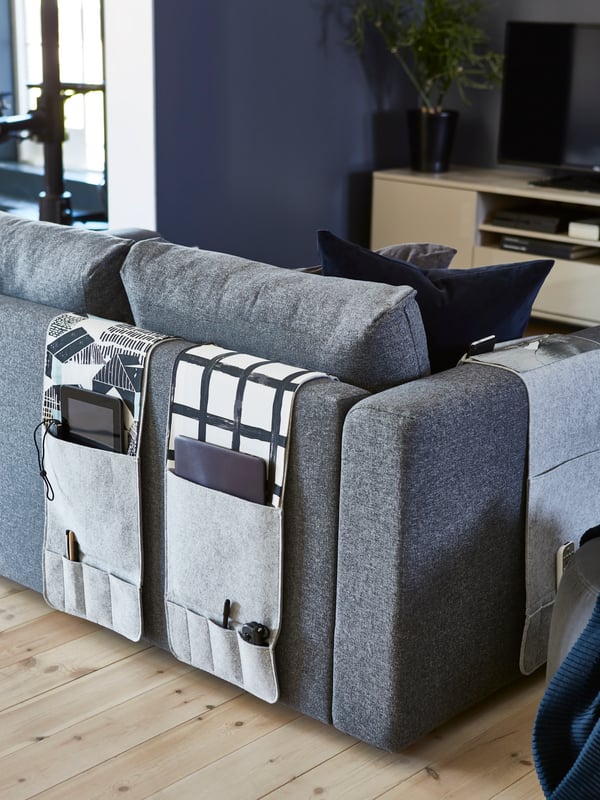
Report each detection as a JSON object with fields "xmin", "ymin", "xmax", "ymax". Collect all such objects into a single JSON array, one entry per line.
[
  {"xmin": 208, "ymin": 620, "xmax": 243, "ymax": 685},
  {"xmin": 164, "ymin": 599, "xmax": 278, "ymax": 702},
  {"xmin": 165, "ymin": 470, "xmax": 281, "ymax": 702},
  {"xmin": 238, "ymin": 634, "xmax": 279, "ymax": 703},
  {"xmin": 42, "ymin": 434, "xmax": 143, "ymax": 641}
]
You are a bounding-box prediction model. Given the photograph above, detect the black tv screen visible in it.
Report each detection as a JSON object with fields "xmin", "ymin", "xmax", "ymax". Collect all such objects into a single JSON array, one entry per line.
[{"xmin": 498, "ymin": 22, "xmax": 600, "ymax": 177}]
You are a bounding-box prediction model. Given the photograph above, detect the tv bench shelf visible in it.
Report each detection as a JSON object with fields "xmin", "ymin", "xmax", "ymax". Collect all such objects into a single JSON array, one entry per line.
[{"xmin": 371, "ymin": 167, "xmax": 600, "ymax": 326}]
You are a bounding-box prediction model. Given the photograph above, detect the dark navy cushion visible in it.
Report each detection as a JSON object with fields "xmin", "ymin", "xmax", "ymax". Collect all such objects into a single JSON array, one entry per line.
[{"xmin": 318, "ymin": 230, "xmax": 554, "ymax": 372}]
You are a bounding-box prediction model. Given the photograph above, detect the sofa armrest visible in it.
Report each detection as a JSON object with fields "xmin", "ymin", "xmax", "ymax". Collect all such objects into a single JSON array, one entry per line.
[{"xmin": 332, "ymin": 362, "xmax": 530, "ymax": 750}]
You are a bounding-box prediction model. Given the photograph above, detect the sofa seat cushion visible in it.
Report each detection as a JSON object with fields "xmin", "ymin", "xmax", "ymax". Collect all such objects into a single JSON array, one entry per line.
[
  {"xmin": 0, "ymin": 213, "xmax": 134, "ymax": 321},
  {"xmin": 121, "ymin": 239, "xmax": 430, "ymax": 391},
  {"xmin": 318, "ymin": 229, "xmax": 554, "ymax": 373}
]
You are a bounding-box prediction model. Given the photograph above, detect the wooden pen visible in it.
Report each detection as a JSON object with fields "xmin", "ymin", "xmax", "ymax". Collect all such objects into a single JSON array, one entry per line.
[{"xmin": 66, "ymin": 530, "xmax": 79, "ymax": 561}]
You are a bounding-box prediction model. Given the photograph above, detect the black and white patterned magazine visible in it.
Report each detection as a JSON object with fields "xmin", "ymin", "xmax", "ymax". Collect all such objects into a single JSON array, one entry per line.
[
  {"xmin": 167, "ymin": 344, "xmax": 332, "ymax": 507},
  {"xmin": 43, "ymin": 313, "xmax": 171, "ymax": 456}
]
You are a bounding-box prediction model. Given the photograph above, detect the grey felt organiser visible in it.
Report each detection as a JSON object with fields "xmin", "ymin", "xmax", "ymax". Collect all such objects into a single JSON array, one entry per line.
[
  {"xmin": 467, "ymin": 334, "xmax": 600, "ymax": 674},
  {"xmin": 165, "ymin": 469, "xmax": 282, "ymax": 703},
  {"xmin": 43, "ymin": 434, "xmax": 143, "ymax": 641}
]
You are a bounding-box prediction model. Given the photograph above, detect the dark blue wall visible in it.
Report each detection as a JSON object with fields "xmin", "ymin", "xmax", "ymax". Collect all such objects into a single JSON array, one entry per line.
[
  {"xmin": 153, "ymin": 1, "xmax": 412, "ymax": 266},
  {"xmin": 153, "ymin": 2, "xmax": 600, "ymax": 265}
]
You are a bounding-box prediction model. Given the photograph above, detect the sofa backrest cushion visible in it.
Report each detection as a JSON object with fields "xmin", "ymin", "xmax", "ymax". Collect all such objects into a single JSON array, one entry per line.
[
  {"xmin": 121, "ymin": 239, "xmax": 430, "ymax": 391},
  {"xmin": 0, "ymin": 213, "xmax": 134, "ymax": 321},
  {"xmin": 318, "ymin": 229, "xmax": 554, "ymax": 373}
]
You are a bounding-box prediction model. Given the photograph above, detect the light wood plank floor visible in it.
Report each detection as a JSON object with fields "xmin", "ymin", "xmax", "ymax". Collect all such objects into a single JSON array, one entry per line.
[{"xmin": 0, "ymin": 576, "xmax": 546, "ymax": 799}]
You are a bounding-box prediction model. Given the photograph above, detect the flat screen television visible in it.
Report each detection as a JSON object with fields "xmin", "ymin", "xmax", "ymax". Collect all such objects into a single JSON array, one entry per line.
[{"xmin": 498, "ymin": 21, "xmax": 600, "ymax": 191}]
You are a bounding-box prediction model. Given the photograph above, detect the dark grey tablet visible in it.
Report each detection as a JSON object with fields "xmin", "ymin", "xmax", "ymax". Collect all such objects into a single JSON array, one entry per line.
[
  {"xmin": 174, "ymin": 435, "xmax": 267, "ymax": 504},
  {"xmin": 60, "ymin": 385, "xmax": 125, "ymax": 453}
]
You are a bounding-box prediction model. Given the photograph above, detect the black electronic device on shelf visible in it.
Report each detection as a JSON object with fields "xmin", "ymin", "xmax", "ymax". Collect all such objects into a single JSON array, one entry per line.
[
  {"xmin": 499, "ymin": 21, "xmax": 600, "ymax": 193},
  {"xmin": 500, "ymin": 235, "xmax": 598, "ymax": 261},
  {"xmin": 490, "ymin": 205, "xmax": 574, "ymax": 234}
]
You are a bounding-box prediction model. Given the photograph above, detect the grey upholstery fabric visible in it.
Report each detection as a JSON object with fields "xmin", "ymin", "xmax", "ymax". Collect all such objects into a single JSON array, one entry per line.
[
  {"xmin": 121, "ymin": 239, "xmax": 430, "ymax": 392},
  {"xmin": 332, "ymin": 364, "xmax": 529, "ymax": 751},
  {"xmin": 0, "ymin": 295, "xmax": 63, "ymax": 591},
  {"xmin": 0, "ymin": 213, "xmax": 134, "ymax": 321},
  {"xmin": 137, "ymin": 340, "xmax": 192, "ymax": 647},
  {"xmin": 277, "ymin": 379, "xmax": 367, "ymax": 720}
]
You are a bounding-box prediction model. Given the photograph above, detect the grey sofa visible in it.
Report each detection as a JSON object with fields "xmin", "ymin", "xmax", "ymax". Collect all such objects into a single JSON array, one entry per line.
[{"xmin": 1, "ymin": 212, "xmax": 598, "ymax": 752}]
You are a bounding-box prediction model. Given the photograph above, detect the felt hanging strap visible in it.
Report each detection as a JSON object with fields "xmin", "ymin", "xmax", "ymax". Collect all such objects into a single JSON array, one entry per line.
[
  {"xmin": 465, "ymin": 334, "xmax": 600, "ymax": 674},
  {"xmin": 41, "ymin": 313, "xmax": 172, "ymax": 641},
  {"xmin": 164, "ymin": 343, "xmax": 333, "ymax": 701}
]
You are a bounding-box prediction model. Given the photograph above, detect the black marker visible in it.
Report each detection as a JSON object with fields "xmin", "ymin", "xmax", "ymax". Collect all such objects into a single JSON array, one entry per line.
[{"xmin": 222, "ymin": 598, "xmax": 231, "ymax": 629}]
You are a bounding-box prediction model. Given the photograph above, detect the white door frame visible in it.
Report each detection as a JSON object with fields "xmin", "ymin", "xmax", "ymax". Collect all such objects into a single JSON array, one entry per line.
[{"xmin": 103, "ymin": 0, "xmax": 156, "ymax": 230}]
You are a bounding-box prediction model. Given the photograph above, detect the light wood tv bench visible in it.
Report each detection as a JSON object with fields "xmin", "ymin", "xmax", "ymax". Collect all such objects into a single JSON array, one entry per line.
[{"xmin": 371, "ymin": 167, "xmax": 600, "ymax": 326}]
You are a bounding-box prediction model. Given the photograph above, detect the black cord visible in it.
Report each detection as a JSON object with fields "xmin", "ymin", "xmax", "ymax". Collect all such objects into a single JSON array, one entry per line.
[{"xmin": 33, "ymin": 420, "xmax": 55, "ymax": 501}]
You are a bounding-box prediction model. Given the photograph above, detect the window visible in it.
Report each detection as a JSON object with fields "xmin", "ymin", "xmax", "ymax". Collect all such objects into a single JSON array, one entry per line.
[{"xmin": 12, "ymin": 0, "xmax": 105, "ymax": 173}]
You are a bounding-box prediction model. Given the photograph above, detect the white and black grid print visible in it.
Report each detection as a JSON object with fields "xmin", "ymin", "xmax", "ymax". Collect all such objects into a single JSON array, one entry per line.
[{"xmin": 167, "ymin": 344, "xmax": 330, "ymax": 507}]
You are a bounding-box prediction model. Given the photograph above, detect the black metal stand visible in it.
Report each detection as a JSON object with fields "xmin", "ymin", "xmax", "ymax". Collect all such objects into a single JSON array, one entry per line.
[
  {"xmin": 0, "ymin": 0, "xmax": 103, "ymax": 225},
  {"xmin": 37, "ymin": 0, "xmax": 71, "ymax": 224}
]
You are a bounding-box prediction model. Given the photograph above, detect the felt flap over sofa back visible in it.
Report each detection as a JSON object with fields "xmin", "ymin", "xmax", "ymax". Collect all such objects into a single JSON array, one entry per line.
[{"xmin": 121, "ymin": 239, "xmax": 431, "ymax": 391}]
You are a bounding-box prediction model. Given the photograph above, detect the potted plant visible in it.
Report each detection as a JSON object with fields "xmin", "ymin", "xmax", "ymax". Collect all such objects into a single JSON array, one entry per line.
[{"xmin": 347, "ymin": 0, "xmax": 503, "ymax": 172}]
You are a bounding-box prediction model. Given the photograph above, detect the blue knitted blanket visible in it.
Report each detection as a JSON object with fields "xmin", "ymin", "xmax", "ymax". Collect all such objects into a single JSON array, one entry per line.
[{"xmin": 533, "ymin": 594, "xmax": 600, "ymax": 799}]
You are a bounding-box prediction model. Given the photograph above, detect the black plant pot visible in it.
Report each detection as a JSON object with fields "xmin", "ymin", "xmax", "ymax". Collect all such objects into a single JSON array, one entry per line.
[{"xmin": 406, "ymin": 109, "xmax": 459, "ymax": 173}]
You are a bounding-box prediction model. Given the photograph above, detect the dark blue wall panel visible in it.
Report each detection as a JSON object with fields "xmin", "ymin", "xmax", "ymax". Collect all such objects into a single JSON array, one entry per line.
[{"xmin": 153, "ymin": 1, "xmax": 410, "ymax": 266}]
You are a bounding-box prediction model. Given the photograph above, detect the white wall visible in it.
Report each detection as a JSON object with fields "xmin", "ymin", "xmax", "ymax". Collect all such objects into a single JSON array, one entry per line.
[{"xmin": 103, "ymin": 1, "xmax": 156, "ymax": 230}]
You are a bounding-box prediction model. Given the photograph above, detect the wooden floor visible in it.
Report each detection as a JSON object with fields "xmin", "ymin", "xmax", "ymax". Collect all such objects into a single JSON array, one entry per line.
[{"xmin": 0, "ymin": 576, "xmax": 547, "ymax": 799}]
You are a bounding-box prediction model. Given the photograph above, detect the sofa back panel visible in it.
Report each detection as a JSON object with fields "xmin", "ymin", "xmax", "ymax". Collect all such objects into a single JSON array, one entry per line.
[
  {"xmin": 0, "ymin": 295, "xmax": 66, "ymax": 591},
  {"xmin": 0, "ymin": 213, "xmax": 133, "ymax": 322},
  {"xmin": 121, "ymin": 240, "xmax": 430, "ymax": 392}
]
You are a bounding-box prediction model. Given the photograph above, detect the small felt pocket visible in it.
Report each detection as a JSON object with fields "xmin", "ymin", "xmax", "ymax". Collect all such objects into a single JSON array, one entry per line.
[
  {"xmin": 165, "ymin": 470, "xmax": 282, "ymax": 702},
  {"xmin": 238, "ymin": 633, "xmax": 278, "ymax": 703},
  {"xmin": 43, "ymin": 551, "xmax": 142, "ymax": 640},
  {"xmin": 208, "ymin": 619, "xmax": 243, "ymax": 686},
  {"xmin": 42, "ymin": 434, "xmax": 143, "ymax": 641}
]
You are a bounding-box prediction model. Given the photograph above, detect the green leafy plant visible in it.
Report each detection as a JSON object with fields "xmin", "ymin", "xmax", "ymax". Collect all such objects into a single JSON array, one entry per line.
[{"xmin": 348, "ymin": 0, "xmax": 503, "ymax": 113}]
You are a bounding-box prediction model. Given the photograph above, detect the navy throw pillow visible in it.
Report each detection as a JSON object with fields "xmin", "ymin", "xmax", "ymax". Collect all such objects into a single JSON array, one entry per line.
[{"xmin": 318, "ymin": 230, "xmax": 554, "ymax": 372}]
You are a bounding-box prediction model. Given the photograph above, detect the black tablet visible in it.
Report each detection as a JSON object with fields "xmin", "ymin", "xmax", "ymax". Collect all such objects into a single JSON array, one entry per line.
[
  {"xmin": 60, "ymin": 386, "xmax": 125, "ymax": 453},
  {"xmin": 174, "ymin": 435, "xmax": 267, "ymax": 504}
]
